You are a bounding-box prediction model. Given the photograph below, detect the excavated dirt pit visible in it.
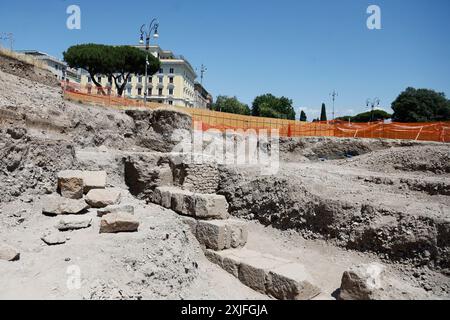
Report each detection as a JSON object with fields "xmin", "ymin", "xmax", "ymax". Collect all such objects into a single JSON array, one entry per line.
[{"xmin": 0, "ymin": 57, "xmax": 449, "ymax": 300}]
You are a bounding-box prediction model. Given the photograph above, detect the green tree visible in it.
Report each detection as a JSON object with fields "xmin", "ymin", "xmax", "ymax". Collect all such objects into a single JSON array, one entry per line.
[
  {"xmin": 300, "ymin": 110, "xmax": 307, "ymax": 122},
  {"xmin": 320, "ymin": 103, "xmax": 327, "ymax": 121},
  {"xmin": 251, "ymin": 94, "xmax": 296, "ymax": 120},
  {"xmin": 212, "ymin": 96, "xmax": 251, "ymax": 115},
  {"xmin": 110, "ymin": 46, "xmax": 159, "ymax": 96},
  {"xmin": 336, "ymin": 115, "xmax": 353, "ymax": 122},
  {"xmin": 336, "ymin": 110, "xmax": 392, "ymax": 123},
  {"xmin": 391, "ymin": 87, "xmax": 450, "ymax": 122},
  {"xmin": 352, "ymin": 110, "xmax": 392, "ymax": 122},
  {"xmin": 64, "ymin": 44, "xmax": 160, "ymax": 96},
  {"xmin": 63, "ymin": 44, "xmax": 111, "ymax": 92}
]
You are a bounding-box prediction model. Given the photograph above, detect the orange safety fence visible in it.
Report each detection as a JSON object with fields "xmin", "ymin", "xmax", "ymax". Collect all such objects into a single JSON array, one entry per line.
[{"xmin": 61, "ymin": 81, "xmax": 450, "ymax": 143}]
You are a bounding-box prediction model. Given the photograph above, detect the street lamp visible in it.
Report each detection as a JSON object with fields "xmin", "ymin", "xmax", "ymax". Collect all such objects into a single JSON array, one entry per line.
[
  {"xmin": 330, "ymin": 90, "xmax": 338, "ymax": 121},
  {"xmin": 366, "ymin": 98, "xmax": 380, "ymax": 122},
  {"xmin": 139, "ymin": 19, "xmax": 159, "ymax": 107},
  {"xmin": 200, "ymin": 64, "xmax": 207, "ymax": 86}
]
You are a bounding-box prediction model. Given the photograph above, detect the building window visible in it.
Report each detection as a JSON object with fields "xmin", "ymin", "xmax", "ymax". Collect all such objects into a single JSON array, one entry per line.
[
  {"xmin": 118, "ymin": 76, "xmax": 122, "ymax": 83},
  {"xmin": 138, "ymin": 88, "xmax": 142, "ymax": 96},
  {"xmin": 170, "ymin": 68, "xmax": 174, "ymax": 74},
  {"xmin": 98, "ymin": 76, "xmax": 102, "ymax": 83},
  {"xmin": 148, "ymin": 76, "xmax": 152, "ymax": 83},
  {"xmin": 127, "ymin": 75, "xmax": 132, "ymax": 82},
  {"xmin": 169, "ymin": 88, "xmax": 174, "ymax": 95},
  {"xmin": 159, "ymin": 68, "xmax": 163, "ymax": 74},
  {"xmin": 87, "ymin": 76, "xmax": 91, "ymax": 83},
  {"xmin": 169, "ymin": 77, "xmax": 174, "ymax": 84},
  {"xmin": 108, "ymin": 76, "xmax": 112, "ymax": 83},
  {"xmin": 87, "ymin": 87, "xmax": 92, "ymax": 94},
  {"xmin": 148, "ymin": 88, "xmax": 152, "ymax": 96},
  {"xmin": 159, "ymin": 77, "xmax": 163, "ymax": 84},
  {"xmin": 138, "ymin": 76, "xmax": 142, "ymax": 83},
  {"xmin": 169, "ymin": 101, "xmax": 173, "ymax": 105},
  {"xmin": 158, "ymin": 88, "xmax": 163, "ymax": 96},
  {"xmin": 127, "ymin": 87, "xmax": 132, "ymax": 95}
]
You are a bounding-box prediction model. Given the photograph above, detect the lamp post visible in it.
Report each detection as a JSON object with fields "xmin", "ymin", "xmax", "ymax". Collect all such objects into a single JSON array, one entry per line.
[
  {"xmin": 139, "ymin": 19, "xmax": 159, "ymax": 107},
  {"xmin": 366, "ymin": 98, "xmax": 380, "ymax": 122},
  {"xmin": 330, "ymin": 90, "xmax": 338, "ymax": 121},
  {"xmin": 200, "ymin": 64, "xmax": 207, "ymax": 86}
]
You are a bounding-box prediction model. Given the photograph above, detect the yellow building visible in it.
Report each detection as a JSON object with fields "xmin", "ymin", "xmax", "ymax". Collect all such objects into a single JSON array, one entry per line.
[{"xmin": 80, "ymin": 45, "xmax": 201, "ymax": 108}]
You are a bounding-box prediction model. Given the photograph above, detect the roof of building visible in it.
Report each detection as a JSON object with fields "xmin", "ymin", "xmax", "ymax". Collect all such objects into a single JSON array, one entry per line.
[
  {"xmin": 132, "ymin": 45, "xmax": 197, "ymax": 77},
  {"xmin": 195, "ymin": 82, "xmax": 212, "ymax": 100},
  {"xmin": 16, "ymin": 50, "xmax": 66, "ymax": 66}
]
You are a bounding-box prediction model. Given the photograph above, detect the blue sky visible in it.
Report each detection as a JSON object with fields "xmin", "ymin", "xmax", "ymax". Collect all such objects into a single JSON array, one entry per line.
[{"xmin": 0, "ymin": 0, "xmax": 449, "ymax": 119}]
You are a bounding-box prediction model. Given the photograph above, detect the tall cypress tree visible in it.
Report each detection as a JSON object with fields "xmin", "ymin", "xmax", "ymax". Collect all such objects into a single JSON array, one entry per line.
[
  {"xmin": 320, "ymin": 103, "xmax": 327, "ymax": 121},
  {"xmin": 300, "ymin": 110, "xmax": 307, "ymax": 122}
]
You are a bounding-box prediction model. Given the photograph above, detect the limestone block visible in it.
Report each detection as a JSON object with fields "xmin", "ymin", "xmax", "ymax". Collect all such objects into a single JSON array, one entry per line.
[
  {"xmin": 196, "ymin": 220, "xmax": 247, "ymax": 251},
  {"xmin": 267, "ymin": 263, "xmax": 321, "ymax": 300},
  {"xmin": 57, "ymin": 170, "xmax": 84, "ymax": 199},
  {"xmin": 97, "ymin": 204, "xmax": 134, "ymax": 217},
  {"xmin": 0, "ymin": 244, "xmax": 20, "ymax": 261},
  {"xmin": 42, "ymin": 195, "xmax": 89, "ymax": 216},
  {"xmin": 99, "ymin": 212, "xmax": 139, "ymax": 233},
  {"xmin": 56, "ymin": 217, "xmax": 92, "ymax": 231},
  {"xmin": 194, "ymin": 194, "xmax": 229, "ymax": 219},
  {"xmin": 338, "ymin": 263, "xmax": 386, "ymax": 300},
  {"xmin": 85, "ymin": 189, "xmax": 121, "ymax": 208}
]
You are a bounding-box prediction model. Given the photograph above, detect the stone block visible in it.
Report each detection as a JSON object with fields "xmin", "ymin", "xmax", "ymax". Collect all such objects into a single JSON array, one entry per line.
[
  {"xmin": 82, "ymin": 171, "xmax": 107, "ymax": 193},
  {"xmin": 57, "ymin": 170, "xmax": 106, "ymax": 195},
  {"xmin": 267, "ymin": 263, "xmax": 321, "ymax": 300},
  {"xmin": 196, "ymin": 220, "xmax": 247, "ymax": 251},
  {"xmin": 171, "ymin": 189, "xmax": 196, "ymax": 216},
  {"xmin": 181, "ymin": 216, "xmax": 198, "ymax": 234},
  {"xmin": 85, "ymin": 189, "xmax": 121, "ymax": 208},
  {"xmin": 97, "ymin": 204, "xmax": 134, "ymax": 217},
  {"xmin": 338, "ymin": 263, "xmax": 386, "ymax": 300},
  {"xmin": 57, "ymin": 170, "xmax": 84, "ymax": 199},
  {"xmin": 99, "ymin": 212, "xmax": 139, "ymax": 233},
  {"xmin": 205, "ymin": 249, "xmax": 320, "ymax": 300},
  {"xmin": 42, "ymin": 195, "xmax": 89, "ymax": 216},
  {"xmin": 194, "ymin": 194, "xmax": 229, "ymax": 219},
  {"xmin": 0, "ymin": 244, "xmax": 20, "ymax": 261},
  {"xmin": 56, "ymin": 217, "xmax": 92, "ymax": 231},
  {"xmin": 41, "ymin": 232, "xmax": 67, "ymax": 246}
]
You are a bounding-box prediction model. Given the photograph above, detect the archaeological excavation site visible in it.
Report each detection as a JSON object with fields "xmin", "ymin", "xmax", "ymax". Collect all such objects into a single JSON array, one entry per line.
[{"xmin": 0, "ymin": 52, "xmax": 449, "ymax": 301}]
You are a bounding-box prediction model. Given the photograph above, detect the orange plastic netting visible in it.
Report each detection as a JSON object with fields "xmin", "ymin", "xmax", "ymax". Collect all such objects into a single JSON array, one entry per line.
[{"xmin": 62, "ymin": 83, "xmax": 450, "ymax": 143}]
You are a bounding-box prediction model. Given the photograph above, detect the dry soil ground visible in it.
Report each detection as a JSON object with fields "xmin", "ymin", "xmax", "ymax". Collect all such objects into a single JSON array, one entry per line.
[{"xmin": 0, "ymin": 54, "xmax": 449, "ymax": 300}]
